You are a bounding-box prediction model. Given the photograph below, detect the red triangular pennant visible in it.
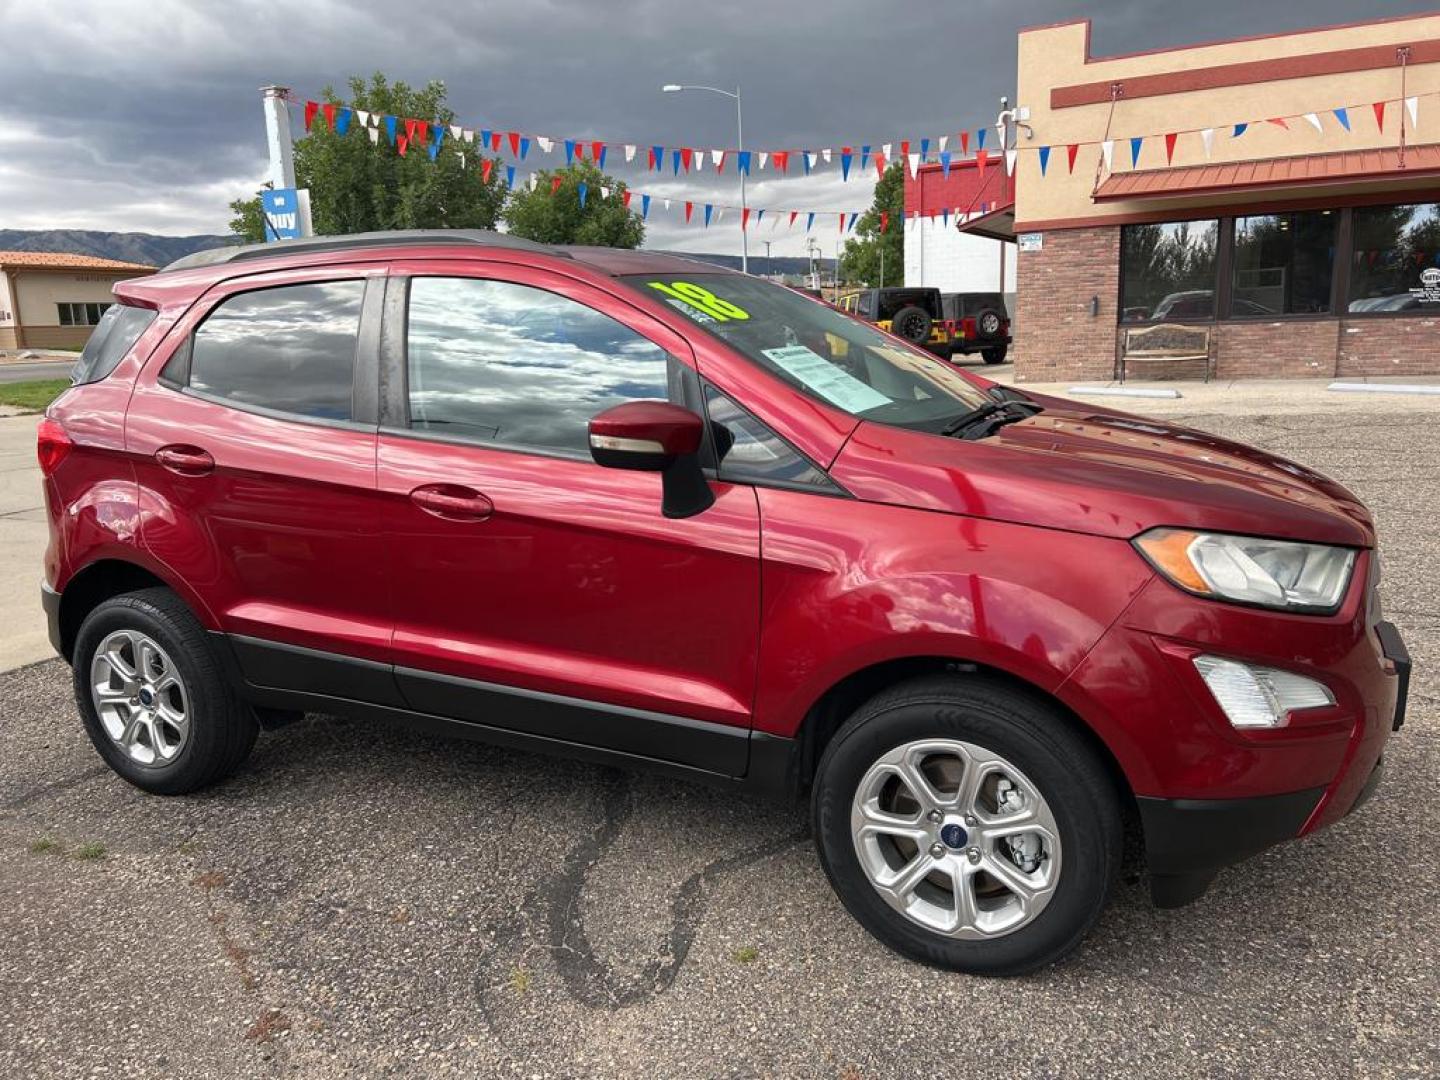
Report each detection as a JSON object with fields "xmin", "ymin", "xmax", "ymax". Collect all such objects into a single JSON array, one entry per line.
[
  {"xmin": 880, "ymin": 211, "xmax": 889, "ymax": 233},
  {"xmin": 976, "ymin": 149, "xmax": 988, "ymax": 176},
  {"xmin": 622, "ymin": 189, "xmax": 632, "ymax": 208},
  {"xmin": 304, "ymin": 101, "xmax": 319, "ymax": 131},
  {"xmin": 1266, "ymin": 117, "xmax": 1289, "ymax": 130},
  {"xmin": 874, "ymin": 152, "xmax": 886, "ymax": 177},
  {"xmin": 772, "ymin": 150, "xmax": 787, "ymax": 174},
  {"xmin": 789, "ymin": 210, "xmax": 798, "ymax": 228},
  {"xmin": 550, "ymin": 175, "xmax": 563, "ymax": 194},
  {"xmin": 591, "ymin": 140, "xmax": 605, "ymax": 163},
  {"xmin": 1373, "ymin": 101, "xmax": 1386, "ymax": 131},
  {"xmin": 899, "ymin": 140, "xmax": 910, "ymax": 160},
  {"xmin": 1066, "ymin": 144, "xmax": 1079, "ymax": 173},
  {"xmin": 481, "ymin": 159, "xmax": 494, "ymax": 183},
  {"xmin": 415, "ymin": 121, "xmax": 429, "ymax": 146},
  {"xmin": 490, "ymin": 131, "xmax": 503, "ymax": 152},
  {"xmin": 508, "ymin": 131, "xmax": 521, "ymax": 157},
  {"xmin": 1164, "ymin": 131, "xmax": 1178, "ymax": 164},
  {"xmin": 647, "ymin": 148, "xmax": 657, "ymax": 170},
  {"xmin": 321, "ymin": 103, "xmax": 337, "ymax": 130},
  {"xmin": 684, "ymin": 201, "xmax": 694, "ymax": 223},
  {"xmin": 681, "ymin": 147, "xmax": 693, "ymax": 172},
  {"xmin": 396, "ymin": 134, "xmax": 409, "ymax": 156},
  {"xmin": 959, "ymin": 131, "xmax": 969, "ymax": 155},
  {"xmin": 741, "ymin": 207, "xmax": 751, "ymax": 231}
]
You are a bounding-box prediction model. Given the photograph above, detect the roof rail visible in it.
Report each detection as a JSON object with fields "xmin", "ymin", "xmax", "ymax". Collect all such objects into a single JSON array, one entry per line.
[{"xmin": 162, "ymin": 229, "xmax": 567, "ymax": 272}]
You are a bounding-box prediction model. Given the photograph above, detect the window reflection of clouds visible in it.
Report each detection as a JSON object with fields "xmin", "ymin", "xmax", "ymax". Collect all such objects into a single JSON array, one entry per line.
[
  {"xmin": 191, "ymin": 282, "xmax": 363, "ymax": 420},
  {"xmin": 407, "ymin": 278, "xmax": 670, "ymax": 453}
]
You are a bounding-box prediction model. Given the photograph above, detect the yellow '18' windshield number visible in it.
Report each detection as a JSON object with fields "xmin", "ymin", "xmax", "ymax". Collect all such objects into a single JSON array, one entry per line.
[{"xmin": 647, "ymin": 281, "xmax": 750, "ymax": 321}]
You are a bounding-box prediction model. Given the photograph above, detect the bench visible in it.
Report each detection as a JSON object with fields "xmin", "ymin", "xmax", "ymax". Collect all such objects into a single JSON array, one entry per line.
[{"xmin": 1119, "ymin": 323, "xmax": 1213, "ymax": 383}]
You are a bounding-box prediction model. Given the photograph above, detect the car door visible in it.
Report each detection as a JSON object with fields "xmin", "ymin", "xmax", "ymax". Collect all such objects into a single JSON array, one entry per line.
[
  {"xmin": 126, "ymin": 266, "xmax": 399, "ymax": 703},
  {"xmin": 376, "ymin": 260, "xmax": 761, "ymax": 775}
]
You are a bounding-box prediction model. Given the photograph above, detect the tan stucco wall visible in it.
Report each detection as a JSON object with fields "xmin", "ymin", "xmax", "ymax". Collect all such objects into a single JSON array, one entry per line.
[
  {"xmin": 12, "ymin": 270, "xmax": 137, "ymax": 328},
  {"xmin": 1015, "ymin": 14, "xmax": 1440, "ymax": 228},
  {"xmin": 0, "ymin": 271, "xmax": 15, "ymax": 328}
]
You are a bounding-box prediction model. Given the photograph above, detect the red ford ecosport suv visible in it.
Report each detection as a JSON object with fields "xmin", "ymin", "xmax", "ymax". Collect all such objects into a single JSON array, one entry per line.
[{"xmin": 40, "ymin": 231, "xmax": 1407, "ymax": 975}]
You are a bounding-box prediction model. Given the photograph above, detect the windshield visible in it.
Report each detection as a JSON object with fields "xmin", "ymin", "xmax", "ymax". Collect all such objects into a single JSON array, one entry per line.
[{"xmin": 620, "ymin": 274, "xmax": 990, "ymax": 428}]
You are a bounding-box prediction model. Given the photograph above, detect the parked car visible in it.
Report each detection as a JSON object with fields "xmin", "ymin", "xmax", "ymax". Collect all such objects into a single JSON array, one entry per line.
[
  {"xmin": 939, "ymin": 292, "xmax": 1010, "ymax": 364},
  {"xmin": 835, "ymin": 286, "xmax": 950, "ymax": 355},
  {"xmin": 40, "ymin": 231, "xmax": 1406, "ymax": 976}
]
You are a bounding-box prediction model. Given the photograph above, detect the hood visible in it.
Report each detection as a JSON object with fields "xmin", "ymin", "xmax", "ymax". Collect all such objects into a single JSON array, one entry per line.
[{"xmin": 829, "ymin": 402, "xmax": 1373, "ymax": 548}]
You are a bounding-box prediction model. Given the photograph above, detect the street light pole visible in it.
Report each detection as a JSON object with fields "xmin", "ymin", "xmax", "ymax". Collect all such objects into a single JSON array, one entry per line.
[{"xmin": 662, "ymin": 83, "xmax": 747, "ymax": 274}]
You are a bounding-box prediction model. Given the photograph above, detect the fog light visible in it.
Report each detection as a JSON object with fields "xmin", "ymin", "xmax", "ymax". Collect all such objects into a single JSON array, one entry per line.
[{"xmin": 1193, "ymin": 655, "xmax": 1335, "ymax": 729}]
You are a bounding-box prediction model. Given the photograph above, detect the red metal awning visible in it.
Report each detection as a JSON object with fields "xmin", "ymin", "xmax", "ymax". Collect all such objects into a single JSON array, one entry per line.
[
  {"xmin": 1093, "ymin": 145, "xmax": 1440, "ymax": 201},
  {"xmin": 955, "ymin": 199, "xmax": 1016, "ymax": 241}
]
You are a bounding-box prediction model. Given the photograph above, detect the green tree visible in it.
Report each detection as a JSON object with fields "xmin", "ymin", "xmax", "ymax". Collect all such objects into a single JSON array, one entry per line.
[
  {"xmin": 503, "ymin": 161, "xmax": 643, "ymax": 247},
  {"xmin": 228, "ymin": 73, "xmax": 506, "ymax": 242},
  {"xmin": 839, "ymin": 162, "xmax": 904, "ymax": 286}
]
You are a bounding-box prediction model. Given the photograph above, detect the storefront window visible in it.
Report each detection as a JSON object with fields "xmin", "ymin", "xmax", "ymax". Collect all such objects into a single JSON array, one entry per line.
[
  {"xmin": 1348, "ymin": 203, "xmax": 1440, "ymax": 312},
  {"xmin": 1231, "ymin": 211, "xmax": 1337, "ymax": 316},
  {"xmin": 1119, "ymin": 220, "xmax": 1220, "ymax": 322}
]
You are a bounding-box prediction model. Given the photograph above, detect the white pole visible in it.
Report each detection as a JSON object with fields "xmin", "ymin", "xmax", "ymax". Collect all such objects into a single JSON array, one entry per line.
[
  {"xmin": 735, "ymin": 85, "xmax": 747, "ymax": 274},
  {"xmin": 260, "ymin": 86, "xmax": 297, "ymax": 191}
]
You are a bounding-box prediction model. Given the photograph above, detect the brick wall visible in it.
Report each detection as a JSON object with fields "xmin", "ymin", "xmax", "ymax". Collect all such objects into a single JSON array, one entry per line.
[
  {"xmin": 1212, "ymin": 320, "xmax": 1340, "ymax": 379},
  {"xmin": 1012, "ymin": 227, "xmax": 1119, "ymax": 382},
  {"xmin": 1338, "ymin": 315, "xmax": 1440, "ymax": 377}
]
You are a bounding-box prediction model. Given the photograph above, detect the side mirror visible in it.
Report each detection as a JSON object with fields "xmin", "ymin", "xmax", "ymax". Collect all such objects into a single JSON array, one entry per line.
[{"xmin": 588, "ymin": 401, "xmax": 714, "ymax": 519}]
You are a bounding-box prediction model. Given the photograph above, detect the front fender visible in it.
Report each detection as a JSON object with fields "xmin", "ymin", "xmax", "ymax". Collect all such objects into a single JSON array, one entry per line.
[{"xmin": 751, "ymin": 489, "xmax": 1153, "ymax": 739}]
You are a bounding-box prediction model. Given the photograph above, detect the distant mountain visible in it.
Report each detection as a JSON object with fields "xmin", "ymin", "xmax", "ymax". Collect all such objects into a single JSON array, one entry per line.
[
  {"xmin": 0, "ymin": 229, "xmax": 236, "ymax": 267},
  {"xmin": 0, "ymin": 229, "xmax": 831, "ymax": 277}
]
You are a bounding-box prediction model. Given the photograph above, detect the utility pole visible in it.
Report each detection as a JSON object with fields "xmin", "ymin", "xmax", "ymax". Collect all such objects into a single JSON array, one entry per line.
[{"xmin": 762, "ymin": 240, "xmax": 772, "ymax": 277}]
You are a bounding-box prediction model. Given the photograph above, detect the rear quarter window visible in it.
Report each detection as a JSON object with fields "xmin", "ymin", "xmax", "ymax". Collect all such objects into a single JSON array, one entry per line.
[{"xmin": 70, "ymin": 303, "xmax": 157, "ymax": 385}]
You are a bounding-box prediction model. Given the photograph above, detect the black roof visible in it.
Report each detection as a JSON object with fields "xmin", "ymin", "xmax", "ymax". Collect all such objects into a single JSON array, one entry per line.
[{"xmin": 162, "ymin": 229, "xmax": 566, "ymax": 272}]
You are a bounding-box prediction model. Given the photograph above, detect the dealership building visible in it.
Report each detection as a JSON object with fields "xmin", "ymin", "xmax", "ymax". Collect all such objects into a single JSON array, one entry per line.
[
  {"xmin": 0, "ymin": 251, "xmax": 156, "ymax": 351},
  {"xmin": 968, "ymin": 12, "xmax": 1440, "ymax": 383}
]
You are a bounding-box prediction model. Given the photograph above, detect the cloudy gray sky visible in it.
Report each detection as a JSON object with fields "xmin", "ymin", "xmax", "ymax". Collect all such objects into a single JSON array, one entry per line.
[{"xmin": 2, "ymin": 0, "xmax": 1435, "ymax": 257}]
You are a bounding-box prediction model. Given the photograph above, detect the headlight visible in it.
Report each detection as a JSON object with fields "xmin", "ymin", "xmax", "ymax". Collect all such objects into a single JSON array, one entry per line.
[{"xmin": 1134, "ymin": 528, "xmax": 1356, "ymax": 613}]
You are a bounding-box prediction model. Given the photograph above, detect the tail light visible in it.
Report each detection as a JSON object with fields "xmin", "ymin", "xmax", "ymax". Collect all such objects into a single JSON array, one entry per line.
[
  {"xmin": 959, "ymin": 317, "xmax": 977, "ymax": 340},
  {"xmin": 36, "ymin": 417, "xmax": 73, "ymax": 475},
  {"xmin": 943, "ymin": 319, "xmax": 957, "ymax": 336}
]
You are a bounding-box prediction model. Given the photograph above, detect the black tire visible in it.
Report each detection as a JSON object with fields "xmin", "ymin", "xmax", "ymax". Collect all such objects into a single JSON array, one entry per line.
[
  {"xmin": 974, "ymin": 307, "xmax": 1005, "ymax": 341},
  {"xmin": 72, "ymin": 588, "xmax": 258, "ymax": 795},
  {"xmin": 889, "ymin": 305, "xmax": 932, "ymax": 345},
  {"xmin": 982, "ymin": 344, "xmax": 1008, "ymax": 365},
  {"xmin": 812, "ymin": 674, "xmax": 1121, "ymax": 976}
]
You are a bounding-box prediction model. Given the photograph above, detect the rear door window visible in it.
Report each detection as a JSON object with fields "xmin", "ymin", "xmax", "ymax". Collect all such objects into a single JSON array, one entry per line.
[
  {"xmin": 188, "ymin": 281, "xmax": 364, "ymax": 420},
  {"xmin": 71, "ymin": 303, "xmax": 156, "ymax": 385}
]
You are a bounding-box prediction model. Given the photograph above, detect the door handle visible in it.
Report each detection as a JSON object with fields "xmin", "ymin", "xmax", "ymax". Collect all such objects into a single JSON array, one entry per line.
[
  {"xmin": 409, "ymin": 483, "xmax": 494, "ymax": 522},
  {"xmin": 155, "ymin": 444, "xmax": 215, "ymax": 476}
]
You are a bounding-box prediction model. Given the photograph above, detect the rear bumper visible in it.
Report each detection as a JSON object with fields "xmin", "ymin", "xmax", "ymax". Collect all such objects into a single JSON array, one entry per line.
[{"xmin": 41, "ymin": 580, "xmax": 63, "ymax": 657}]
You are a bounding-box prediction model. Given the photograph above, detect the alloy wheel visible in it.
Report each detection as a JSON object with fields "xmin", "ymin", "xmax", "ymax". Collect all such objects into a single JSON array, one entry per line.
[
  {"xmin": 90, "ymin": 629, "xmax": 191, "ymax": 767},
  {"xmin": 849, "ymin": 738, "xmax": 1062, "ymax": 939}
]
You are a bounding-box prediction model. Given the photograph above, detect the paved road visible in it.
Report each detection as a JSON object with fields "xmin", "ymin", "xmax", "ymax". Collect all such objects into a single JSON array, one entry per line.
[
  {"xmin": 0, "ymin": 359, "xmax": 73, "ymax": 383},
  {"xmin": 1, "ymin": 408, "xmax": 1436, "ymax": 1079}
]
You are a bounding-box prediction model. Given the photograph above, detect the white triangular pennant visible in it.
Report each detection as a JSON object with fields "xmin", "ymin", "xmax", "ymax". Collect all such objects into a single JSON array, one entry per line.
[
  {"xmin": 821, "ymin": 148, "xmax": 832, "ymax": 163},
  {"xmin": 938, "ymin": 135, "xmax": 948, "ymax": 153},
  {"xmin": 1406, "ymin": 96, "xmax": 1419, "ymax": 128},
  {"xmin": 464, "ymin": 128, "xmax": 476, "ymax": 143},
  {"xmin": 1303, "ymin": 112, "xmax": 1323, "ymax": 134},
  {"xmin": 882, "ymin": 142, "xmax": 892, "ymax": 160},
  {"xmin": 693, "ymin": 151, "xmax": 704, "ymax": 173},
  {"xmin": 368, "ymin": 127, "xmax": 379, "ymax": 144},
  {"xmin": 758, "ymin": 151, "xmax": 768, "ymax": 170},
  {"xmin": 1200, "ymin": 128, "xmax": 1215, "ymax": 158},
  {"xmin": 906, "ymin": 152, "xmax": 920, "ymax": 178},
  {"xmin": 600, "ymin": 185, "xmax": 610, "ymax": 199},
  {"xmin": 1101, "ymin": 139, "xmax": 1114, "ymax": 170},
  {"xmin": 711, "ymin": 148, "xmax": 723, "ymax": 167},
  {"xmin": 529, "ymin": 173, "xmax": 538, "ymax": 191},
  {"xmin": 536, "ymin": 136, "xmax": 553, "ymax": 153},
  {"xmin": 457, "ymin": 152, "xmax": 465, "ymax": 169},
  {"xmin": 1004, "ymin": 149, "xmax": 1017, "ymax": 176},
  {"xmin": 355, "ymin": 109, "xmax": 371, "ymax": 128},
  {"xmin": 624, "ymin": 144, "xmax": 636, "ymax": 162},
  {"xmin": 716, "ymin": 208, "xmax": 725, "ymax": 224},
  {"xmin": 806, "ymin": 151, "xmax": 818, "ymax": 171},
  {"xmin": 450, "ymin": 124, "xmax": 463, "ymax": 140},
  {"xmin": 663, "ymin": 198, "xmax": 671, "ymax": 211}
]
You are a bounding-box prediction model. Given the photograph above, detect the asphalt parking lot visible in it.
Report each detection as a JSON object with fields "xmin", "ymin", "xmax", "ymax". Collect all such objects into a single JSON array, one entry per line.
[{"xmin": 2, "ymin": 404, "xmax": 1437, "ymax": 1079}]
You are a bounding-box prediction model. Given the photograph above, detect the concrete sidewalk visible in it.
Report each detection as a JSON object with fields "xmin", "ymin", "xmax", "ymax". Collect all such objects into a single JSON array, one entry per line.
[{"xmin": 0, "ymin": 414, "xmax": 50, "ymax": 671}]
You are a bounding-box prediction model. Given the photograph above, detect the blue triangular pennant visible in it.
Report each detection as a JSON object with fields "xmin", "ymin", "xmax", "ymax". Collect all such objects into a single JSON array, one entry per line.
[
  {"xmin": 386, "ymin": 115, "xmax": 398, "ymax": 145},
  {"xmin": 976, "ymin": 127, "xmax": 986, "ymax": 151},
  {"xmin": 755, "ymin": 209, "xmax": 764, "ymax": 225},
  {"xmin": 840, "ymin": 149, "xmax": 852, "ymax": 181},
  {"xmin": 861, "ymin": 144, "xmax": 871, "ymax": 169},
  {"xmin": 673, "ymin": 149, "xmax": 683, "ymax": 175},
  {"xmin": 1232, "ymin": 123, "xmax": 1248, "ymax": 138},
  {"xmin": 703, "ymin": 203, "xmax": 713, "ymax": 227},
  {"xmin": 942, "ymin": 208, "xmax": 950, "ymax": 228},
  {"xmin": 506, "ymin": 165, "xmax": 516, "ymax": 189},
  {"xmin": 940, "ymin": 151, "xmax": 952, "ymax": 177},
  {"xmin": 802, "ymin": 152, "xmax": 811, "ymax": 176},
  {"xmin": 736, "ymin": 150, "xmax": 751, "ymax": 175},
  {"xmin": 577, "ymin": 182, "xmax": 587, "ymax": 209},
  {"xmin": 564, "ymin": 139, "xmax": 576, "ymax": 165},
  {"xmin": 920, "ymin": 136, "xmax": 930, "ymax": 159},
  {"xmin": 1130, "ymin": 136, "xmax": 1143, "ymax": 167},
  {"xmin": 652, "ymin": 146, "xmax": 664, "ymax": 172},
  {"xmin": 848, "ymin": 212, "xmax": 858, "ymax": 231},
  {"xmin": 334, "ymin": 108, "xmax": 352, "ymax": 136},
  {"xmin": 596, "ymin": 145, "xmax": 607, "ymax": 170},
  {"xmin": 480, "ymin": 128, "xmax": 491, "ymax": 149},
  {"xmin": 1333, "ymin": 108, "xmax": 1351, "ymax": 132},
  {"xmin": 1038, "ymin": 146, "xmax": 1050, "ymax": 176},
  {"xmin": 641, "ymin": 193, "xmax": 651, "ymax": 220},
  {"xmin": 806, "ymin": 211, "xmax": 815, "ymax": 232},
  {"xmin": 519, "ymin": 136, "xmax": 530, "ymax": 159}
]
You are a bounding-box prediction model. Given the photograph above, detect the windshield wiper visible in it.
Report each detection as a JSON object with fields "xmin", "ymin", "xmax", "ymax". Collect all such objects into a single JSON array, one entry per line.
[{"xmin": 940, "ymin": 399, "xmax": 1042, "ymax": 440}]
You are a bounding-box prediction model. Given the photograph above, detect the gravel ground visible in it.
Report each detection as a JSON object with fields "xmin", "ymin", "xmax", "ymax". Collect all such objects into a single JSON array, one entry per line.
[{"xmin": 1, "ymin": 409, "xmax": 1436, "ymax": 1079}]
